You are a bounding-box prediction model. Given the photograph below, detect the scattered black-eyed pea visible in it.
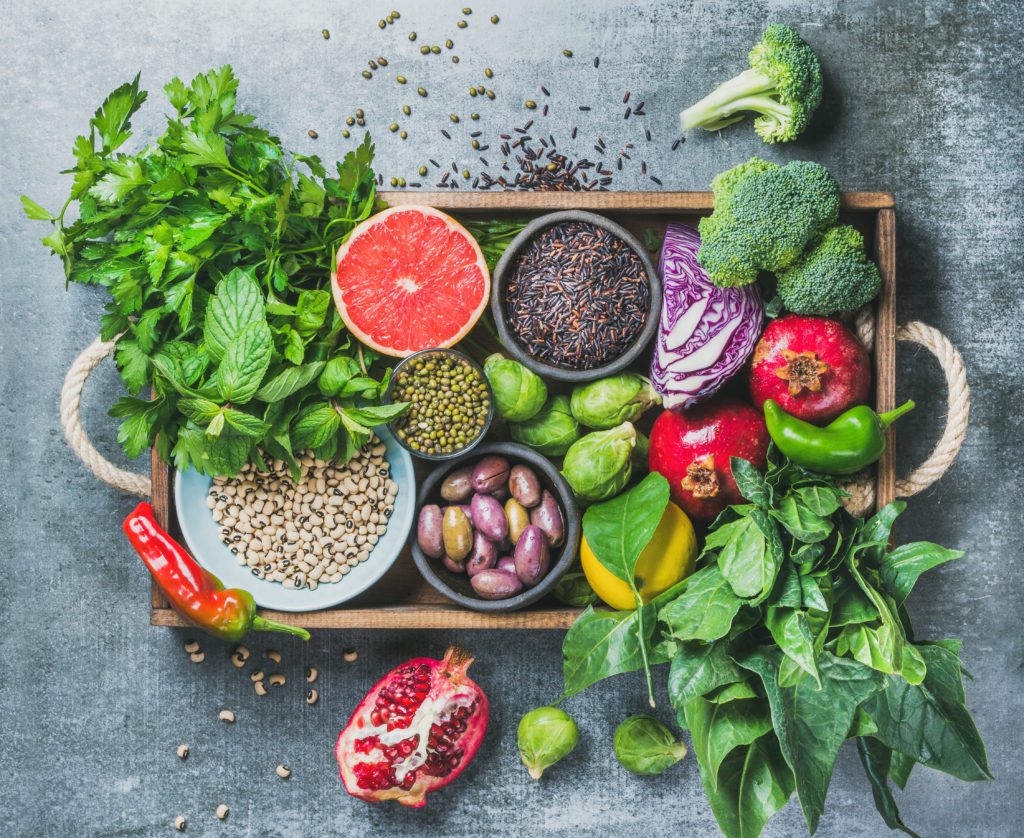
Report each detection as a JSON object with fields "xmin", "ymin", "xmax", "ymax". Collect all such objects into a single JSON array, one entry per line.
[
  {"xmin": 343, "ymin": 648, "xmax": 358, "ymax": 663},
  {"xmin": 173, "ymin": 815, "xmax": 186, "ymax": 831},
  {"xmin": 184, "ymin": 640, "xmax": 200, "ymax": 654},
  {"xmin": 250, "ymin": 669, "xmax": 265, "ymax": 682},
  {"xmin": 231, "ymin": 645, "xmax": 249, "ymax": 668},
  {"xmin": 218, "ymin": 709, "xmax": 236, "ymax": 724},
  {"xmin": 176, "ymin": 743, "xmax": 189, "ymax": 760},
  {"xmin": 269, "ymin": 673, "xmax": 286, "ymax": 687},
  {"xmin": 306, "ymin": 688, "xmax": 320, "ymax": 705},
  {"xmin": 306, "ymin": 666, "xmax": 319, "ymax": 683},
  {"xmin": 266, "ymin": 649, "xmax": 282, "ymax": 663},
  {"xmin": 216, "ymin": 804, "xmax": 229, "ymax": 821},
  {"xmin": 276, "ymin": 764, "xmax": 292, "ymax": 779},
  {"xmin": 189, "ymin": 652, "xmax": 205, "ymax": 664},
  {"xmin": 254, "ymin": 681, "xmax": 268, "ymax": 696}
]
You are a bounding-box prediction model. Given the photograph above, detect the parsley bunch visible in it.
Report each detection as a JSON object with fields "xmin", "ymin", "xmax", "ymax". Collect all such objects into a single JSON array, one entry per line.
[{"xmin": 24, "ymin": 67, "xmax": 406, "ymax": 477}]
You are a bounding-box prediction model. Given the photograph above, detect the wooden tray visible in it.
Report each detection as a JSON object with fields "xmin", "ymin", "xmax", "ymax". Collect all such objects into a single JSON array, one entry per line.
[{"xmin": 150, "ymin": 190, "xmax": 897, "ymax": 631}]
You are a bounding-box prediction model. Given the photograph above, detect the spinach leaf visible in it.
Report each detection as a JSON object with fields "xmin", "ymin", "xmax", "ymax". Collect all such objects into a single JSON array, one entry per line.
[
  {"xmin": 771, "ymin": 493, "xmax": 833, "ymax": 543},
  {"xmin": 856, "ymin": 737, "xmax": 922, "ymax": 837},
  {"xmin": 660, "ymin": 566, "xmax": 744, "ymax": 642},
  {"xmin": 716, "ymin": 516, "xmax": 769, "ymax": 598},
  {"xmin": 561, "ymin": 604, "xmax": 657, "ymax": 700},
  {"xmin": 878, "ymin": 542, "xmax": 963, "ymax": 604},
  {"xmin": 731, "ymin": 456, "xmax": 771, "ymax": 507},
  {"xmin": 685, "ymin": 696, "xmax": 774, "ymax": 789},
  {"xmin": 667, "ymin": 640, "xmax": 745, "ymax": 713},
  {"xmin": 739, "ymin": 650, "xmax": 884, "ymax": 833},
  {"xmin": 765, "ymin": 607, "xmax": 820, "ymax": 686},
  {"xmin": 861, "ymin": 643, "xmax": 991, "ymax": 781}
]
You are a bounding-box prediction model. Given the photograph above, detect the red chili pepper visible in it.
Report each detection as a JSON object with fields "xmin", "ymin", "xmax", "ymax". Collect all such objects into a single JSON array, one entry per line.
[{"xmin": 123, "ymin": 502, "xmax": 310, "ymax": 642}]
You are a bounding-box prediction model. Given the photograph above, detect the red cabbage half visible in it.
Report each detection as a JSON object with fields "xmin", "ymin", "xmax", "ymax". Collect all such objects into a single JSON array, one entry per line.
[{"xmin": 650, "ymin": 223, "xmax": 763, "ymax": 408}]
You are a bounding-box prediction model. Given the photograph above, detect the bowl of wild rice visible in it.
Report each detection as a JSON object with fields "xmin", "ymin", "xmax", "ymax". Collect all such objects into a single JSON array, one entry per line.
[
  {"xmin": 173, "ymin": 427, "xmax": 416, "ymax": 611},
  {"xmin": 491, "ymin": 211, "xmax": 661, "ymax": 382}
]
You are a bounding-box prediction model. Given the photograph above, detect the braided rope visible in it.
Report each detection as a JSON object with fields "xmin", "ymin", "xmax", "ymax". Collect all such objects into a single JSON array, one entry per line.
[
  {"xmin": 60, "ymin": 336, "xmax": 151, "ymax": 498},
  {"xmin": 841, "ymin": 312, "xmax": 969, "ymax": 516}
]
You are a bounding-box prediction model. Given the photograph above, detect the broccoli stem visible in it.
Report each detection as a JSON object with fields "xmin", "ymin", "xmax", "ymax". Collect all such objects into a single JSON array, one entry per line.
[{"xmin": 680, "ymin": 68, "xmax": 778, "ymax": 131}]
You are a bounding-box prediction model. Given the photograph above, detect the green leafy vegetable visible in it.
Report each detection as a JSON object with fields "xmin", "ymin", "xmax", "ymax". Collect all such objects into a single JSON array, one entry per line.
[{"xmin": 25, "ymin": 67, "xmax": 403, "ymax": 476}]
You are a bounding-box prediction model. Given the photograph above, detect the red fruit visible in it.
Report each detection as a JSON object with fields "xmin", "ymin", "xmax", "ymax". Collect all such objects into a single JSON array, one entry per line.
[
  {"xmin": 749, "ymin": 314, "xmax": 870, "ymax": 424},
  {"xmin": 335, "ymin": 646, "xmax": 489, "ymax": 808},
  {"xmin": 649, "ymin": 399, "xmax": 769, "ymax": 521}
]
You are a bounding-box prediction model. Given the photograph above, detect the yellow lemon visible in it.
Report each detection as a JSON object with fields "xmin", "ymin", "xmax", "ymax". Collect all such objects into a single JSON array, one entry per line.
[{"xmin": 580, "ymin": 502, "xmax": 697, "ymax": 610}]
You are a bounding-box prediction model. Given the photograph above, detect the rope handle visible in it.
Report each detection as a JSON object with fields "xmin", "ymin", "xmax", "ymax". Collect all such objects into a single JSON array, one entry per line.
[
  {"xmin": 61, "ymin": 320, "xmax": 969, "ymax": 511},
  {"xmin": 842, "ymin": 313, "xmax": 970, "ymax": 516}
]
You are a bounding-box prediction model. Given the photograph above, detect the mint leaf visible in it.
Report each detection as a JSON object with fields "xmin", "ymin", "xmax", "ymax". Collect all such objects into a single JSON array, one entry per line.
[
  {"xmin": 216, "ymin": 319, "xmax": 272, "ymax": 403},
  {"xmin": 255, "ymin": 361, "xmax": 325, "ymax": 402},
  {"xmin": 204, "ymin": 269, "xmax": 264, "ymax": 361},
  {"xmin": 223, "ymin": 408, "xmax": 270, "ymax": 438}
]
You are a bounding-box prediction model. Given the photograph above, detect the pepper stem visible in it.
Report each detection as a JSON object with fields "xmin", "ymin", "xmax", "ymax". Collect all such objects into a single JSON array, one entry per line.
[
  {"xmin": 251, "ymin": 615, "xmax": 311, "ymax": 640},
  {"xmin": 878, "ymin": 399, "xmax": 916, "ymax": 428}
]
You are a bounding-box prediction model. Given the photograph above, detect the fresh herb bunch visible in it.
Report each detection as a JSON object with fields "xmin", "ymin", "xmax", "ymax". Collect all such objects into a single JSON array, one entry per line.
[
  {"xmin": 562, "ymin": 450, "xmax": 988, "ymax": 838},
  {"xmin": 23, "ymin": 67, "xmax": 406, "ymax": 476}
]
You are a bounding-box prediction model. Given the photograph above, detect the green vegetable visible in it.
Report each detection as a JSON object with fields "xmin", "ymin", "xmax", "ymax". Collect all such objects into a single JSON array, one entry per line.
[
  {"xmin": 24, "ymin": 67, "xmax": 401, "ymax": 477},
  {"xmin": 613, "ymin": 715, "xmax": 688, "ymax": 775},
  {"xmin": 680, "ymin": 24, "xmax": 822, "ymax": 144},
  {"xmin": 460, "ymin": 217, "xmax": 530, "ymax": 271},
  {"xmin": 764, "ymin": 398, "xmax": 916, "ymax": 475},
  {"xmin": 560, "ymin": 447, "xmax": 987, "ymax": 838},
  {"xmin": 561, "ymin": 422, "xmax": 640, "ymax": 502},
  {"xmin": 517, "ymin": 706, "xmax": 580, "ymax": 779},
  {"xmin": 508, "ymin": 394, "xmax": 580, "ymax": 456},
  {"xmin": 697, "ymin": 158, "xmax": 840, "ymax": 287},
  {"xmin": 551, "ymin": 562, "xmax": 599, "ymax": 607},
  {"xmin": 776, "ymin": 225, "xmax": 883, "ymax": 315},
  {"xmin": 483, "ymin": 353, "xmax": 547, "ymax": 422},
  {"xmin": 569, "ymin": 373, "xmax": 661, "ymax": 430}
]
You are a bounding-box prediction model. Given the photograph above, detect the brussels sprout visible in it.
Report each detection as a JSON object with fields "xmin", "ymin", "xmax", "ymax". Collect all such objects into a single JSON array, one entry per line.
[
  {"xmin": 569, "ymin": 374, "xmax": 661, "ymax": 430},
  {"xmin": 518, "ymin": 706, "xmax": 580, "ymax": 779},
  {"xmin": 484, "ymin": 353, "xmax": 548, "ymax": 421},
  {"xmin": 613, "ymin": 715, "xmax": 688, "ymax": 776},
  {"xmin": 561, "ymin": 422, "xmax": 638, "ymax": 502},
  {"xmin": 508, "ymin": 394, "xmax": 580, "ymax": 456},
  {"xmin": 552, "ymin": 562, "xmax": 598, "ymax": 607}
]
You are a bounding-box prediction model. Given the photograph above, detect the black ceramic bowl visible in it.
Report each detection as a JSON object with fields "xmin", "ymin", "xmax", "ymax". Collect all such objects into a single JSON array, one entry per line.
[
  {"xmin": 490, "ymin": 210, "xmax": 662, "ymax": 383},
  {"xmin": 410, "ymin": 442, "xmax": 581, "ymax": 612}
]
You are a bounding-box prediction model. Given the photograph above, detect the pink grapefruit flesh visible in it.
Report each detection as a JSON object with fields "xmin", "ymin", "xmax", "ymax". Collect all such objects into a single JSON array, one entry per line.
[{"xmin": 332, "ymin": 206, "xmax": 490, "ymax": 357}]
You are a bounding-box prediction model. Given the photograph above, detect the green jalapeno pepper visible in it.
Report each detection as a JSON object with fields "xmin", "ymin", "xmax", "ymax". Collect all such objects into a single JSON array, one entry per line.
[{"xmin": 764, "ymin": 398, "xmax": 916, "ymax": 475}]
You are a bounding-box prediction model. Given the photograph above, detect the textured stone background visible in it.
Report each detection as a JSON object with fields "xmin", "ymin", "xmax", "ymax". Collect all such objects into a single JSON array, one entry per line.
[{"xmin": 1, "ymin": 1, "xmax": 1022, "ymax": 836}]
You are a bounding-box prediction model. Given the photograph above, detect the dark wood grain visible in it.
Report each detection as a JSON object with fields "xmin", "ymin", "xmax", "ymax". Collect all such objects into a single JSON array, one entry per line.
[{"xmin": 151, "ymin": 191, "xmax": 897, "ymax": 629}]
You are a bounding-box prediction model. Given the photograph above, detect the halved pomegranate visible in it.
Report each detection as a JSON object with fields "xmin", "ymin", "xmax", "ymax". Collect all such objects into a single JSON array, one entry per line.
[{"xmin": 335, "ymin": 646, "xmax": 489, "ymax": 808}]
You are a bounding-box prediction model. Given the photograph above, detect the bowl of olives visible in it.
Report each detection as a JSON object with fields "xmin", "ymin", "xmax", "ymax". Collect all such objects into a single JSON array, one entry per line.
[{"xmin": 411, "ymin": 443, "xmax": 581, "ymax": 612}]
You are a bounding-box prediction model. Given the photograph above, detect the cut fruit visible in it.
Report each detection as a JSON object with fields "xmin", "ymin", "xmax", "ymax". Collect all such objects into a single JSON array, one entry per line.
[{"xmin": 332, "ymin": 206, "xmax": 490, "ymax": 357}]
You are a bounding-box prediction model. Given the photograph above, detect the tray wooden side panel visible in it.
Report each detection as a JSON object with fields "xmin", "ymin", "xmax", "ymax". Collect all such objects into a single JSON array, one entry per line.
[{"xmin": 151, "ymin": 191, "xmax": 896, "ymax": 630}]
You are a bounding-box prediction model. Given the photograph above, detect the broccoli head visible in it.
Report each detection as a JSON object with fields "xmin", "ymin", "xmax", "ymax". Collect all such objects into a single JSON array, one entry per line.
[
  {"xmin": 697, "ymin": 158, "xmax": 840, "ymax": 287},
  {"xmin": 776, "ymin": 225, "xmax": 882, "ymax": 314},
  {"xmin": 681, "ymin": 24, "xmax": 823, "ymax": 144}
]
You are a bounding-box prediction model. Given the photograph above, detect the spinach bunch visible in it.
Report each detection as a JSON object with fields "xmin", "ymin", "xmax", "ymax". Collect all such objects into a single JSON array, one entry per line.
[
  {"xmin": 562, "ymin": 448, "xmax": 988, "ymax": 837},
  {"xmin": 23, "ymin": 67, "xmax": 404, "ymax": 476}
]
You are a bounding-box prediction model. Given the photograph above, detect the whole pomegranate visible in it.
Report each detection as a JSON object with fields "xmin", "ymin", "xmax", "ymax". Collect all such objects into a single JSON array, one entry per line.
[
  {"xmin": 649, "ymin": 399, "xmax": 769, "ymax": 521},
  {"xmin": 749, "ymin": 314, "xmax": 870, "ymax": 424},
  {"xmin": 335, "ymin": 646, "xmax": 489, "ymax": 808}
]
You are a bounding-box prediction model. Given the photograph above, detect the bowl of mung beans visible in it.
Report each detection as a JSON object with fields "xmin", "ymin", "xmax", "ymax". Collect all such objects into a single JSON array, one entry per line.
[
  {"xmin": 174, "ymin": 426, "xmax": 416, "ymax": 612},
  {"xmin": 385, "ymin": 347, "xmax": 494, "ymax": 460}
]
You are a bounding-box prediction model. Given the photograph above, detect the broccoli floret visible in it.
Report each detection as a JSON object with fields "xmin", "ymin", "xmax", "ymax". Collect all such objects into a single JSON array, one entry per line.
[
  {"xmin": 697, "ymin": 158, "xmax": 840, "ymax": 287},
  {"xmin": 776, "ymin": 225, "xmax": 882, "ymax": 314},
  {"xmin": 681, "ymin": 24, "xmax": 823, "ymax": 144}
]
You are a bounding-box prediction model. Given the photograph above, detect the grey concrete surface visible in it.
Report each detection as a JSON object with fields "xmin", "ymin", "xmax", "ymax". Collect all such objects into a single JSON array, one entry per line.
[{"xmin": 1, "ymin": 1, "xmax": 1022, "ymax": 836}]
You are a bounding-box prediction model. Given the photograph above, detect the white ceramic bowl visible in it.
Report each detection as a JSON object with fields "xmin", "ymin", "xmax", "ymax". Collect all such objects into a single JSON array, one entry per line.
[{"xmin": 174, "ymin": 427, "xmax": 415, "ymax": 612}]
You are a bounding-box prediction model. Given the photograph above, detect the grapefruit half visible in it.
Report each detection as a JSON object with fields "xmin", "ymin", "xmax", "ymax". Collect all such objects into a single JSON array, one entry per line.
[{"xmin": 332, "ymin": 206, "xmax": 490, "ymax": 357}]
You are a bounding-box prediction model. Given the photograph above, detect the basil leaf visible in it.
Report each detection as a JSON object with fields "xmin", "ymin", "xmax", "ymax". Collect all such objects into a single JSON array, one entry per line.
[
  {"xmin": 660, "ymin": 566, "xmax": 743, "ymax": 642},
  {"xmin": 685, "ymin": 696, "xmax": 774, "ymax": 789},
  {"xmin": 667, "ymin": 640, "xmax": 745, "ymax": 712},
  {"xmin": 318, "ymin": 356, "xmax": 361, "ymax": 396},
  {"xmin": 739, "ymin": 650, "xmax": 884, "ymax": 833},
  {"xmin": 343, "ymin": 402, "xmax": 411, "ymax": 425},
  {"xmin": 856, "ymin": 737, "xmax": 922, "ymax": 837},
  {"xmin": 561, "ymin": 604, "xmax": 656, "ymax": 699},
  {"xmin": 581, "ymin": 472, "xmax": 670, "ymax": 586},
  {"xmin": 730, "ymin": 456, "xmax": 770, "ymax": 507},
  {"xmin": 878, "ymin": 542, "xmax": 963, "ymax": 605},
  {"xmin": 216, "ymin": 319, "xmax": 273, "ymax": 403},
  {"xmin": 295, "ymin": 288, "xmax": 331, "ymax": 336},
  {"xmin": 178, "ymin": 397, "xmax": 222, "ymax": 425},
  {"xmin": 698, "ymin": 734, "xmax": 795, "ymax": 838},
  {"xmin": 292, "ymin": 402, "xmax": 341, "ymax": 450},
  {"xmin": 255, "ymin": 361, "xmax": 325, "ymax": 402},
  {"xmin": 861, "ymin": 643, "xmax": 991, "ymax": 781},
  {"xmin": 204, "ymin": 269, "xmax": 264, "ymax": 361}
]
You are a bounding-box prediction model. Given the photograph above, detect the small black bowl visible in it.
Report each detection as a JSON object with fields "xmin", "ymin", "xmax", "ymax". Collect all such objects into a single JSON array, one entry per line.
[
  {"xmin": 410, "ymin": 442, "xmax": 581, "ymax": 612},
  {"xmin": 490, "ymin": 210, "xmax": 662, "ymax": 383}
]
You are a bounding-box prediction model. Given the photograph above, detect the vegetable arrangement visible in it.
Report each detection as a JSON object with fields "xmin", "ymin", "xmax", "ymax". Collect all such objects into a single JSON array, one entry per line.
[{"xmin": 24, "ymin": 68, "xmax": 402, "ymax": 477}]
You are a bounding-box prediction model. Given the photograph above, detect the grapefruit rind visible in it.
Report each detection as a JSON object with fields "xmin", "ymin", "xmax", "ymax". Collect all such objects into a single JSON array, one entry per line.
[{"xmin": 332, "ymin": 205, "xmax": 491, "ymax": 358}]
